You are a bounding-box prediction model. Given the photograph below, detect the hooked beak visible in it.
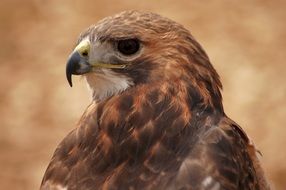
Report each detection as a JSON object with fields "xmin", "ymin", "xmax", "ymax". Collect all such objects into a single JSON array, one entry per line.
[
  {"xmin": 66, "ymin": 51, "xmax": 91, "ymax": 87},
  {"xmin": 66, "ymin": 39, "xmax": 91, "ymax": 87},
  {"xmin": 66, "ymin": 39, "xmax": 130, "ymax": 87}
]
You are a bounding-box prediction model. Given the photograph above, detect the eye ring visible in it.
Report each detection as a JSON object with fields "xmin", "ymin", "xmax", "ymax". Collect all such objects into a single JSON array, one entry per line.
[{"xmin": 117, "ymin": 39, "xmax": 140, "ymax": 56}]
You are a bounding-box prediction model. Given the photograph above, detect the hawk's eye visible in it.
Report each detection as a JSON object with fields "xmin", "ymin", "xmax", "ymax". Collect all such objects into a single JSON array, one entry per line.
[{"xmin": 117, "ymin": 39, "xmax": 140, "ymax": 56}]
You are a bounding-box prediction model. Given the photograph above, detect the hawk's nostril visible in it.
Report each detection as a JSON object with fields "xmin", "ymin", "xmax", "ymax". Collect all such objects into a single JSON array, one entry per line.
[{"xmin": 81, "ymin": 50, "xmax": 88, "ymax": 57}]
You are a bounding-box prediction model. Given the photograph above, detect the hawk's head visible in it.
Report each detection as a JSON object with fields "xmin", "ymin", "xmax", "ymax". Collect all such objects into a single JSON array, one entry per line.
[{"xmin": 66, "ymin": 10, "xmax": 222, "ymax": 108}]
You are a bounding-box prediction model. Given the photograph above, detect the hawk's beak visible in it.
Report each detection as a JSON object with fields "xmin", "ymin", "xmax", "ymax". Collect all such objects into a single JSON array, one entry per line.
[
  {"xmin": 66, "ymin": 40, "xmax": 91, "ymax": 87},
  {"xmin": 66, "ymin": 39, "xmax": 130, "ymax": 87}
]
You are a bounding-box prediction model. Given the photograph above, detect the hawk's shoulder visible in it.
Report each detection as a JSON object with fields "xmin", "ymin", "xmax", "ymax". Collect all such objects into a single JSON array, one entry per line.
[
  {"xmin": 41, "ymin": 102, "xmax": 100, "ymax": 190},
  {"xmin": 172, "ymin": 117, "xmax": 270, "ymax": 190}
]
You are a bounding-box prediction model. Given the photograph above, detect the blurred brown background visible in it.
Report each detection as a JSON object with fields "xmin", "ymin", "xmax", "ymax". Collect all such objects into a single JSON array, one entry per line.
[{"xmin": 0, "ymin": 0, "xmax": 285, "ymax": 189}]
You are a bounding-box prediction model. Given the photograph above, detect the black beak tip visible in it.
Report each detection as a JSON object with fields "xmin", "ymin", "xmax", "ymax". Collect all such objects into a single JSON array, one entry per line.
[
  {"xmin": 66, "ymin": 63, "xmax": 73, "ymax": 87},
  {"xmin": 66, "ymin": 73, "xmax": 73, "ymax": 87},
  {"xmin": 66, "ymin": 51, "xmax": 81, "ymax": 87}
]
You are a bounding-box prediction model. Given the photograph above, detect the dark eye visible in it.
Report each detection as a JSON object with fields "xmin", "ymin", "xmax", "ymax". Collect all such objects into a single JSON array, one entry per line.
[{"xmin": 117, "ymin": 39, "xmax": 140, "ymax": 55}]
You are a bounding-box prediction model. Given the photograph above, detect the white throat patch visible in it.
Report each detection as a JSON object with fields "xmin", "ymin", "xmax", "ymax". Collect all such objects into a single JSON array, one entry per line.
[{"xmin": 85, "ymin": 69, "xmax": 133, "ymax": 101}]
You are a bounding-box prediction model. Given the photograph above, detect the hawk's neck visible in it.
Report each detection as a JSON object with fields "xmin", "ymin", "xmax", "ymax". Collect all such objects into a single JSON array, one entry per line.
[{"xmin": 94, "ymin": 80, "xmax": 224, "ymax": 149}]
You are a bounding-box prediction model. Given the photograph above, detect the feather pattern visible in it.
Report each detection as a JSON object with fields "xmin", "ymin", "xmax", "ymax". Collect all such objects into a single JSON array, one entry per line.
[{"xmin": 41, "ymin": 11, "xmax": 269, "ymax": 190}]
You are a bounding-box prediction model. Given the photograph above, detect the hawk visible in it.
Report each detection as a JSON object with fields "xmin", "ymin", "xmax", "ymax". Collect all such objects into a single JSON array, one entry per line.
[{"xmin": 41, "ymin": 11, "xmax": 269, "ymax": 190}]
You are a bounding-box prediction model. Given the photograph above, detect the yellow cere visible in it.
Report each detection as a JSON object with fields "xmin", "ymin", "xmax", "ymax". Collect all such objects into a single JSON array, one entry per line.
[{"xmin": 75, "ymin": 39, "xmax": 90, "ymax": 56}]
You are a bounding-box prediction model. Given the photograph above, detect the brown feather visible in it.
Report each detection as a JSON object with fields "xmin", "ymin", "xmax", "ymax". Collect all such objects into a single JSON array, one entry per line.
[{"xmin": 41, "ymin": 10, "xmax": 269, "ymax": 190}]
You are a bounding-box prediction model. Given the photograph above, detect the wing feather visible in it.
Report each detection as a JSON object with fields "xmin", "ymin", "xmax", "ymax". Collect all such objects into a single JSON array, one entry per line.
[{"xmin": 172, "ymin": 118, "xmax": 270, "ymax": 190}]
